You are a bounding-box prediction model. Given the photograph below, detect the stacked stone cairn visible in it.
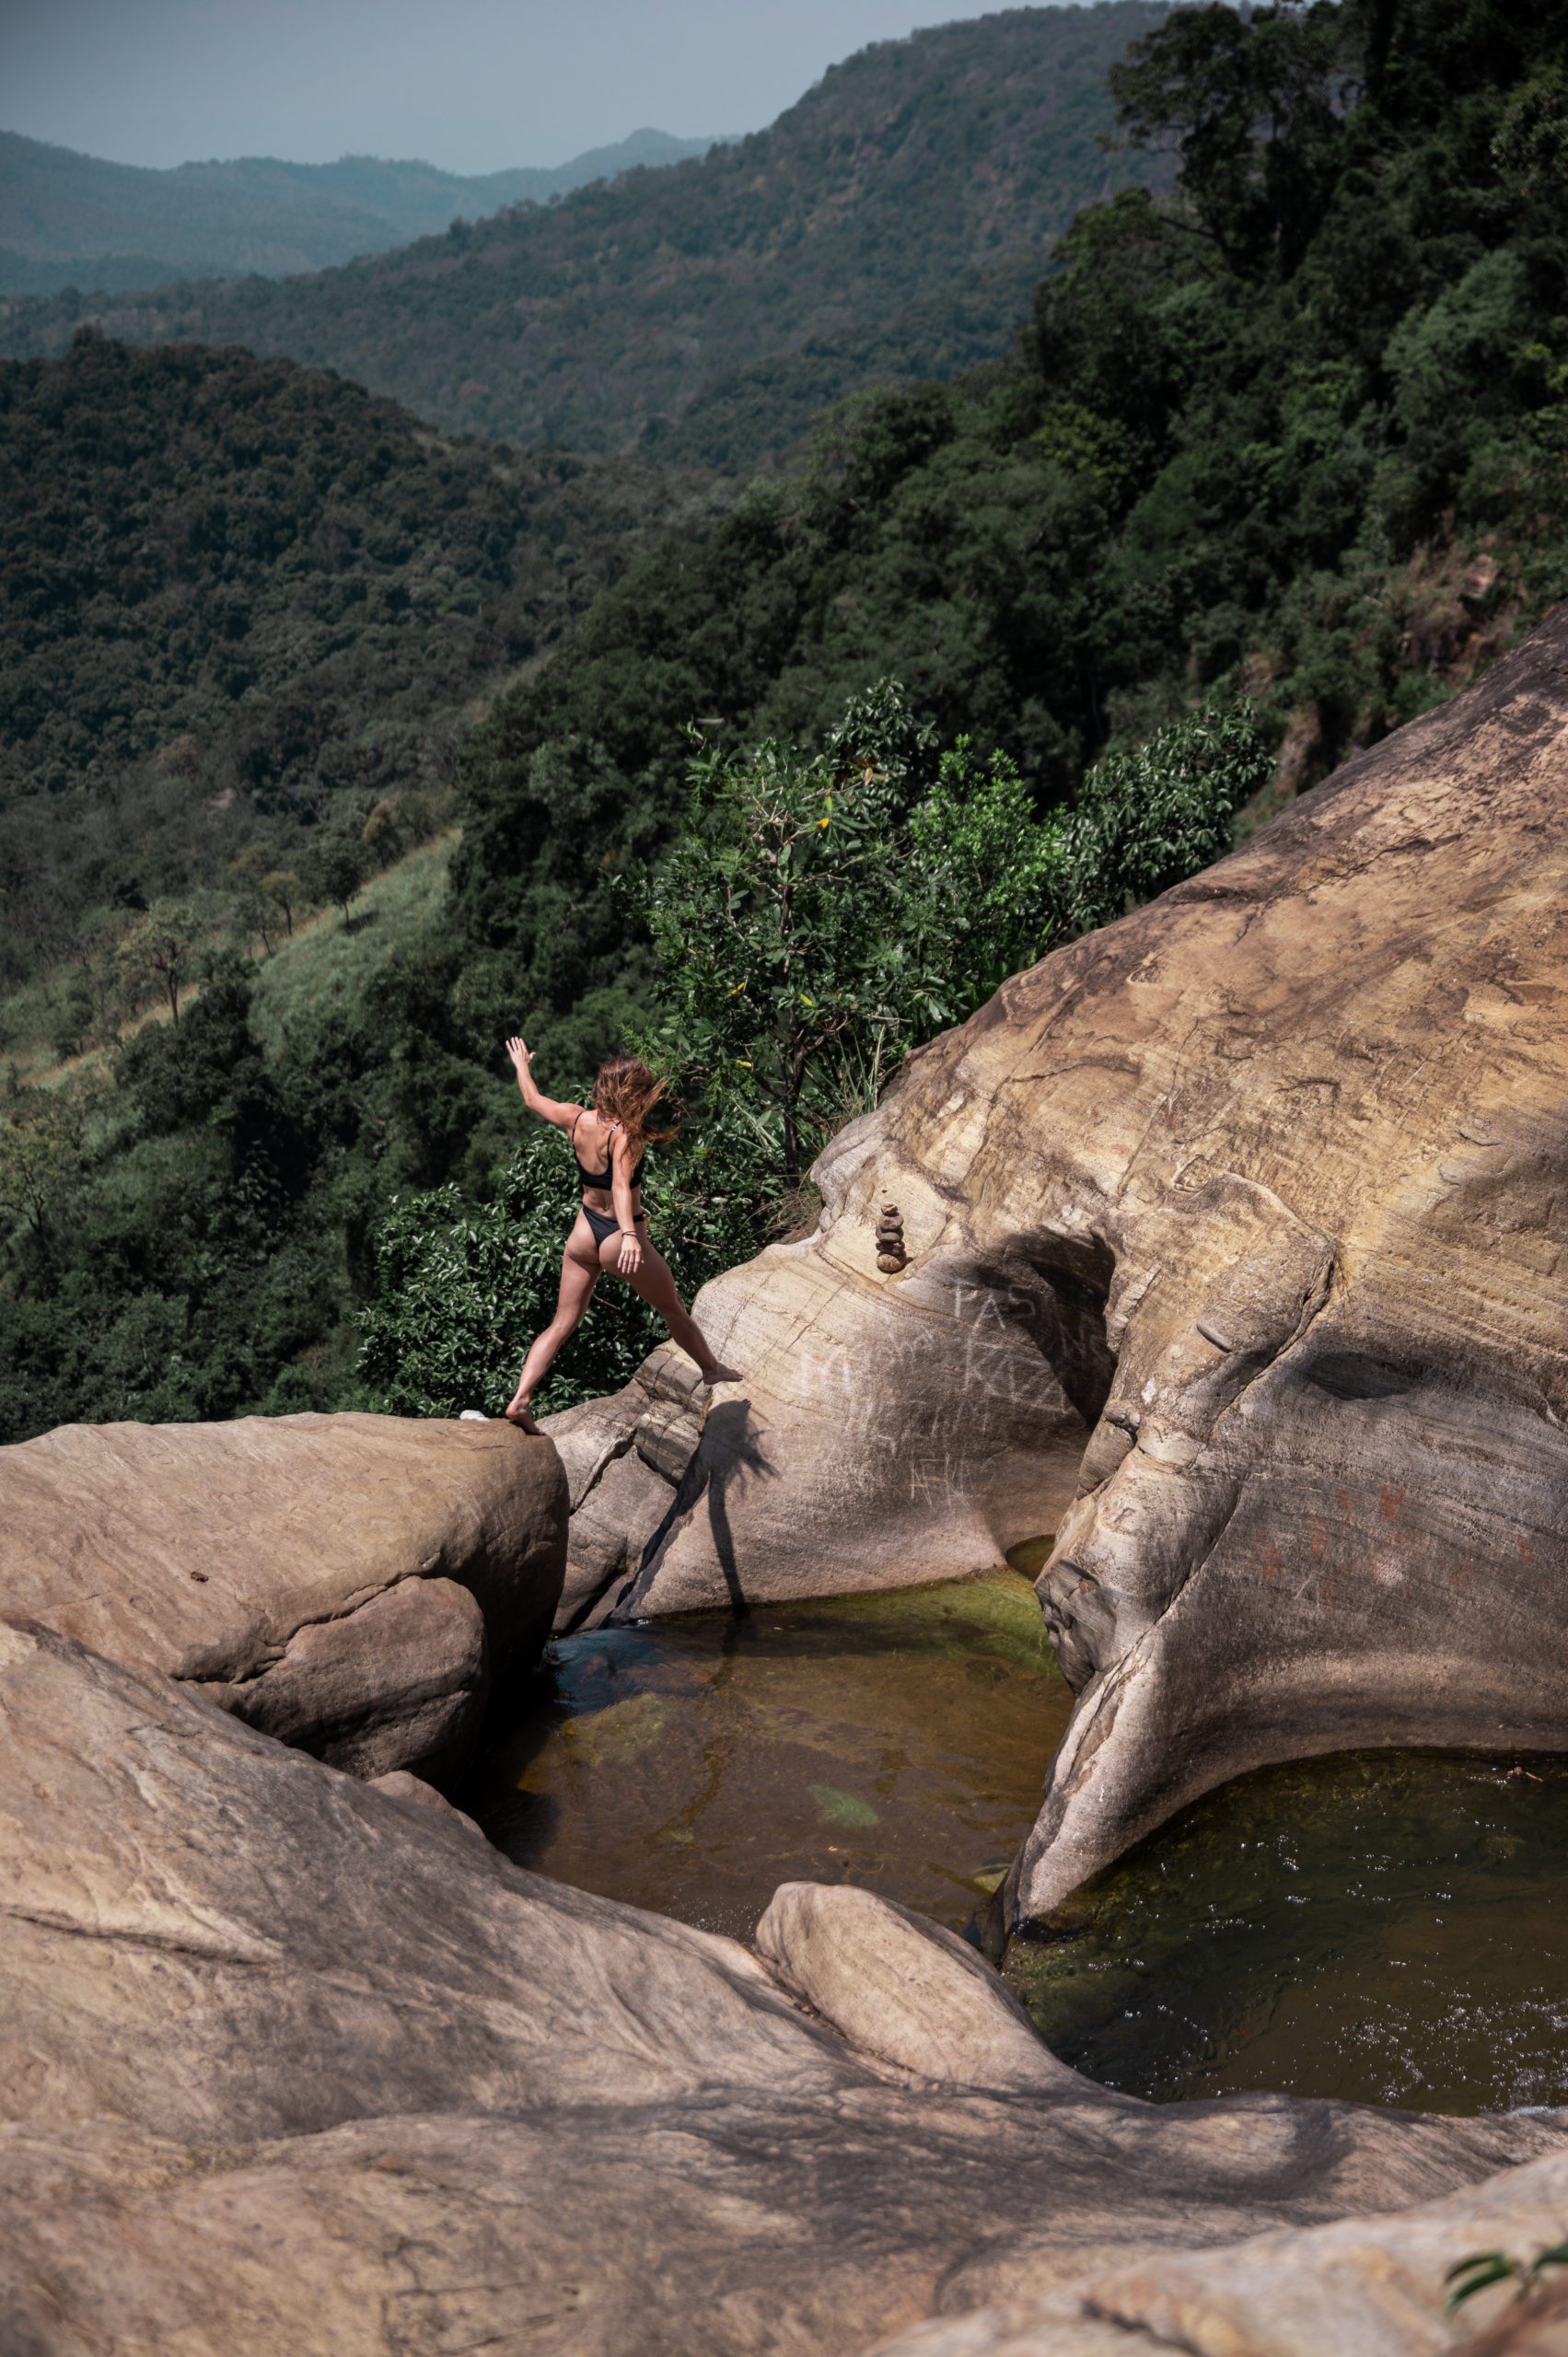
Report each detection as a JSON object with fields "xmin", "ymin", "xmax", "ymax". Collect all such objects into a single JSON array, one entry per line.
[{"xmin": 875, "ymin": 1202, "xmax": 909, "ymax": 1274}]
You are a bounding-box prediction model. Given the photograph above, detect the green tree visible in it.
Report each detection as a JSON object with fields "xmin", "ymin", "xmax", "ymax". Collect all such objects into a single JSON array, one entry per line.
[
  {"xmin": 305, "ymin": 831, "xmax": 369, "ymax": 925},
  {"xmin": 645, "ymin": 686, "xmax": 1267, "ymax": 1197},
  {"xmin": 1108, "ymin": 1, "xmax": 1345, "ymax": 280},
  {"xmin": 261, "ymin": 870, "xmax": 302, "ymax": 936},
  {"xmin": 116, "ymin": 900, "xmax": 203, "ymax": 1027},
  {"xmin": 0, "ymin": 1100, "xmax": 82, "ymax": 1242},
  {"xmin": 232, "ymin": 887, "xmax": 275, "ymax": 959},
  {"xmin": 646, "ymin": 721, "xmax": 916, "ymax": 1192},
  {"xmin": 362, "ymin": 798, "xmax": 406, "ymax": 864},
  {"xmin": 641, "ymin": 682, "xmax": 1061, "ymax": 1193}
]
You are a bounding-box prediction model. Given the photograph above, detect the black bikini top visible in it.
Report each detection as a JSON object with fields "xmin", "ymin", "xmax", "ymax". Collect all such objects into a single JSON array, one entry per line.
[{"xmin": 571, "ymin": 1109, "xmax": 645, "ymax": 1191}]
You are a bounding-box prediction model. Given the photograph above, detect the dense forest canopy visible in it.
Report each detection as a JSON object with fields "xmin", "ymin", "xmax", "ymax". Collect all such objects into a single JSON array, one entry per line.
[
  {"xmin": 0, "ymin": 129, "xmax": 718, "ymax": 296},
  {"xmin": 2, "ymin": 0, "xmax": 1566, "ymax": 1446},
  {"xmin": 454, "ymin": 0, "xmax": 1568, "ymax": 1017},
  {"xmin": 0, "ymin": 6, "xmax": 1172, "ymax": 465},
  {"xmin": 0, "ymin": 333, "xmax": 716, "ymax": 980}
]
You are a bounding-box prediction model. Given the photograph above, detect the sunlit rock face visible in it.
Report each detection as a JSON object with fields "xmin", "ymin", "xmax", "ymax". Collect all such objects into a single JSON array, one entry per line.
[
  {"xmin": 862, "ymin": 2142, "xmax": 1568, "ymax": 2356},
  {"xmin": 0, "ymin": 1412, "xmax": 566, "ymax": 1786},
  {"xmin": 583, "ymin": 606, "xmax": 1568, "ymax": 1929}
]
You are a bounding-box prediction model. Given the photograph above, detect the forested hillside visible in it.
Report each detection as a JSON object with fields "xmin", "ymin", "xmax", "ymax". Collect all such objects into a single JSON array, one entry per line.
[
  {"xmin": 3, "ymin": 0, "xmax": 1565, "ymax": 1449},
  {"xmin": 0, "ymin": 6, "xmax": 1171, "ymax": 464},
  {"xmin": 0, "ymin": 129, "xmax": 717, "ymax": 296},
  {"xmin": 455, "ymin": 0, "xmax": 1568, "ymax": 1013},
  {"xmin": 0, "ymin": 331, "xmax": 715, "ymax": 980}
]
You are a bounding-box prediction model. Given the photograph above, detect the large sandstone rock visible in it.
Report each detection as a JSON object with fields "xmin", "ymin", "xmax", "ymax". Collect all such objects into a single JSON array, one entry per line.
[
  {"xmin": 2, "ymin": 1613, "xmax": 1562, "ymax": 2355},
  {"xmin": 563, "ymin": 607, "xmax": 1568, "ymax": 1928},
  {"xmin": 0, "ymin": 1410, "xmax": 566, "ymax": 1782},
  {"xmin": 865, "ymin": 2143, "xmax": 1568, "ymax": 2355},
  {"xmin": 541, "ymin": 1343, "xmax": 708, "ymax": 1631},
  {"xmin": 756, "ymin": 1882, "xmax": 1081, "ymax": 2092}
]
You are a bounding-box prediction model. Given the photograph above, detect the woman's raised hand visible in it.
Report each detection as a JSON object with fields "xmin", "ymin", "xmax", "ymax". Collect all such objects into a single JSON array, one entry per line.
[{"xmin": 505, "ymin": 1035, "xmax": 531, "ymax": 1071}]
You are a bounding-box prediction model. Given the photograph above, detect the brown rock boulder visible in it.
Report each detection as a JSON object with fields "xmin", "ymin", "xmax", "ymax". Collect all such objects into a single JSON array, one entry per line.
[
  {"xmin": 565, "ymin": 606, "xmax": 1568, "ymax": 1926},
  {"xmin": 865, "ymin": 2143, "xmax": 1568, "ymax": 2356},
  {"xmin": 0, "ymin": 1410, "xmax": 566, "ymax": 1783},
  {"xmin": 542, "ymin": 1343, "xmax": 708, "ymax": 1631},
  {"xmin": 755, "ymin": 1882, "xmax": 1083, "ymax": 2092},
  {"xmin": 2, "ymin": 1614, "xmax": 1562, "ymax": 2355}
]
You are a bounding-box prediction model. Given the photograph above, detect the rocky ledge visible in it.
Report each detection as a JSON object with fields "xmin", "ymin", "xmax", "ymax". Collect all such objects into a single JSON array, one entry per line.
[
  {"xmin": 552, "ymin": 606, "xmax": 1568, "ymax": 1933},
  {"xmin": 0, "ymin": 1410, "xmax": 567, "ymax": 1784}
]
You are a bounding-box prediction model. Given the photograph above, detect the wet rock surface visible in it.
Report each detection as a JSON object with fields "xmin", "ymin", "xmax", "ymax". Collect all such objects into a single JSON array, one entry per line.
[
  {"xmin": 0, "ymin": 1410, "xmax": 567, "ymax": 1783},
  {"xmin": 2, "ymin": 1612, "xmax": 1564, "ymax": 2356},
  {"xmin": 556, "ymin": 608, "xmax": 1568, "ymax": 1928}
]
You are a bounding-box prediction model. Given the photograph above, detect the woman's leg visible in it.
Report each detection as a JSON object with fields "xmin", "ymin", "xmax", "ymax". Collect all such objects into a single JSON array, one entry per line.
[
  {"xmin": 504, "ymin": 1218, "xmax": 601, "ymax": 1428},
  {"xmin": 600, "ymin": 1229, "xmax": 740, "ymax": 1386}
]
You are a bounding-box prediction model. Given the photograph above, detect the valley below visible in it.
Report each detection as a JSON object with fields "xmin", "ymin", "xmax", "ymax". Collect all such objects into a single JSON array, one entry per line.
[{"xmin": 6, "ymin": 2, "xmax": 1568, "ymax": 2348}]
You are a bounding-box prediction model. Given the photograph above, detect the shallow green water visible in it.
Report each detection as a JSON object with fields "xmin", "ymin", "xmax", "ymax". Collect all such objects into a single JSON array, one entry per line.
[
  {"xmin": 1005, "ymin": 1747, "xmax": 1568, "ymax": 2113},
  {"xmin": 466, "ymin": 1571, "xmax": 1070, "ymax": 1943},
  {"xmin": 466, "ymin": 1579, "xmax": 1568, "ymax": 2113}
]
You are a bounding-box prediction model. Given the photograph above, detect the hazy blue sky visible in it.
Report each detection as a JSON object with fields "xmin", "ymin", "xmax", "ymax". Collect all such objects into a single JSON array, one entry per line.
[{"xmin": 4, "ymin": 0, "xmax": 1060, "ymax": 172}]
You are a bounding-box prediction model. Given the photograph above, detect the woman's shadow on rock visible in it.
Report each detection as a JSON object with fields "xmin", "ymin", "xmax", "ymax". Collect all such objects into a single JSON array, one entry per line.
[{"xmin": 639, "ymin": 1398, "xmax": 778, "ymax": 1618}]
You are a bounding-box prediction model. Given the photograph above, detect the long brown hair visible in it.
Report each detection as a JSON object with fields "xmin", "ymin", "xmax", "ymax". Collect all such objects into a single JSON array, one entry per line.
[{"xmin": 591, "ymin": 1055, "xmax": 677, "ymax": 1156}]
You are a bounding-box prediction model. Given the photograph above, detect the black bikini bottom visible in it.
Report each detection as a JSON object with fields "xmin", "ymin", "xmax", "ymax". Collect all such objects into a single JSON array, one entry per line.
[{"xmin": 583, "ymin": 1203, "xmax": 646, "ymax": 1250}]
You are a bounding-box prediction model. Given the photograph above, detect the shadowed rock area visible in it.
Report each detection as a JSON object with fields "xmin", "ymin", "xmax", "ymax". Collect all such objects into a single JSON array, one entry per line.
[
  {"xmin": 0, "ymin": 1411, "xmax": 566, "ymax": 1783},
  {"xmin": 2, "ymin": 1614, "xmax": 1563, "ymax": 2354},
  {"xmin": 557, "ymin": 607, "xmax": 1568, "ymax": 1930},
  {"xmin": 543, "ymin": 1345, "xmax": 709, "ymax": 1631},
  {"xmin": 864, "ymin": 2144, "xmax": 1568, "ymax": 2354}
]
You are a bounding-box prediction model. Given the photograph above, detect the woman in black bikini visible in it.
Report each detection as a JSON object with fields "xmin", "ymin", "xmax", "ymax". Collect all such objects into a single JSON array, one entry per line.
[{"xmin": 500, "ymin": 1036, "xmax": 740, "ymax": 1432}]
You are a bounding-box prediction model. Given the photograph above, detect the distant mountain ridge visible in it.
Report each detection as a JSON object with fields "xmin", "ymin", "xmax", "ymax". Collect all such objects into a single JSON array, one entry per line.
[
  {"xmin": 0, "ymin": 127, "xmax": 717, "ymax": 295},
  {"xmin": 0, "ymin": 3, "xmax": 1171, "ymax": 467}
]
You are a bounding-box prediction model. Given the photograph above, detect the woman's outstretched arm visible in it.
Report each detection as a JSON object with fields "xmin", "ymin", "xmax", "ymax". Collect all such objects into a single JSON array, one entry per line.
[{"xmin": 505, "ymin": 1037, "xmax": 580, "ymax": 1132}]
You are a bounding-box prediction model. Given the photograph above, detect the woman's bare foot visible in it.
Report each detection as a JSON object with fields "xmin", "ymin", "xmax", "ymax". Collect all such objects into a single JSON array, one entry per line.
[
  {"xmin": 502, "ymin": 1393, "xmax": 542, "ymax": 1434},
  {"xmin": 699, "ymin": 1363, "xmax": 741, "ymax": 1387}
]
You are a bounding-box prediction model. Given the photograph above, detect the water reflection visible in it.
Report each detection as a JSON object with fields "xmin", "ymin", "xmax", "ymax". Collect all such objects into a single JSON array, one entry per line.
[
  {"xmin": 466, "ymin": 1575, "xmax": 1568, "ymax": 2116},
  {"xmin": 1006, "ymin": 1748, "xmax": 1568, "ymax": 2113},
  {"xmin": 464, "ymin": 1571, "xmax": 1071, "ymax": 1942}
]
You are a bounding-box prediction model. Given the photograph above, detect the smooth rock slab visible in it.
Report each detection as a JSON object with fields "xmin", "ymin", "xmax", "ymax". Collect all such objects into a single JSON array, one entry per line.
[
  {"xmin": 1, "ymin": 1614, "xmax": 1564, "ymax": 2355},
  {"xmin": 0, "ymin": 1410, "xmax": 566, "ymax": 1782},
  {"xmin": 542, "ymin": 1343, "xmax": 708, "ymax": 1631},
  {"xmin": 756, "ymin": 1882, "xmax": 1081, "ymax": 2093},
  {"xmin": 865, "ymin": 2144, "xmax": 1568, "ymax": 2355}
]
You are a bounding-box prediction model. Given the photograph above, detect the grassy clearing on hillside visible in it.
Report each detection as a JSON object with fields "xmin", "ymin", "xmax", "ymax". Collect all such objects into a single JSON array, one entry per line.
[
  {"xmin": 0, "ymin": 833, "xmax": 456, "ymax": 1097},
  {"xmin": 250, "ymin": 835, "xmax": 455, "ymax": 1056}
]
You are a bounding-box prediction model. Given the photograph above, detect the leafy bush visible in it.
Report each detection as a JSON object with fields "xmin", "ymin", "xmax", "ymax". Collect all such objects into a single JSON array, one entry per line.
[
  {"xmin": 359, "ymin": 686, "xmax": 1262, "ymax": 1416},
  {"xmin": 1053, "ymin": 703, "xmax": 1272, "ymax": 935}
]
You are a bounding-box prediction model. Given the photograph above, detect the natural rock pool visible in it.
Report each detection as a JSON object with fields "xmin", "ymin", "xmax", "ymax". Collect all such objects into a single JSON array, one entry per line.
[
  {"xmin": 467, "ymin": 1571, "xmax": 1070, "ymax": 1942},
  {"xmin": 1008, "ymin": 1746, "xmax": 1568, "ymax": 2113},
  {"xmin": 466, "ymin": 1572, "xmax": 1568, "ymax": 2116}
]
